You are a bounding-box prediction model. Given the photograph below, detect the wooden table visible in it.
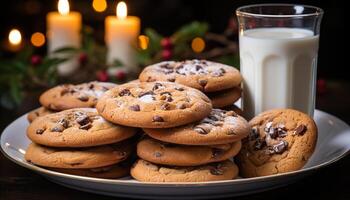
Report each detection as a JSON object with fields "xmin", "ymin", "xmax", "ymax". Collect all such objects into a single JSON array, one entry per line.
[{"xmin": 1, "ymin": 80, "xmax": 349, "ymax": 200}]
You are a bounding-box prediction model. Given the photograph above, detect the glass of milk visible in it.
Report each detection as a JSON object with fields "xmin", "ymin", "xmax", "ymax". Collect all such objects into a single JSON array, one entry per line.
[{"xmin": 236, "ymin": 4, "xmax": 323, "ymax": 119}]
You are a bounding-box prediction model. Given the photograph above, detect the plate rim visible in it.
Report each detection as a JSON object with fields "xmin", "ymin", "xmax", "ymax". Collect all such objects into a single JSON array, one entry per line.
[{"xmin": 1, "ymin": 109, "xmax": 350, "ymax": 187}]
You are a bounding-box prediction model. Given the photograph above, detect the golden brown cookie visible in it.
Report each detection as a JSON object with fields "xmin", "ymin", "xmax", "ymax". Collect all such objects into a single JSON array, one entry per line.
[
  {"xmin": 27, "ymin": 107, "xmax": 55, "ymax": 123},
  {"xmin": 39, "ymin": 81, "xmax": 116, "ymax": 111},
  {"xmin": 25, "ymin": 142, "xmax": 132, "ymax": 169},
  {"xmin": 237, "ymin": 108, "xmax": 318, "ymax": 177},
  {"xmin": 139, "ymin": 60, "xmax": 242, "ymax": 92},
  {"xmin": 50, "ymin": 162, "xmax": 130, "ymax": 179},
  {"xmin": 130, "ymin": 159, "xmax": 238, "ymax": 182},
  {"xmin": 144, "ymin": 109, "xmax": 250, "ymax": 145},
  {"xmin": 207, "ymin": 87, "xmax": 241, "ymax": 108},
  {"xmin": 27, "ymin": 108, "xmax": 137, "ymax": 147},
  {"xmin": 137, "ymin": 137, "xmax": 241, "ymax": 166},
  {"xmin": 96, "ymin": 81, "xmax": 212, "ymax": 128}
]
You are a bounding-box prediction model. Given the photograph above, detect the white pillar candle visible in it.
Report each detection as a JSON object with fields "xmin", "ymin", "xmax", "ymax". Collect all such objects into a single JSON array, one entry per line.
[
  {"xmin": 105, "ymin": 1, "xmax": 140, "ymax": 70},
  {"xmin": 47, "ymin": 0, "xmax": 82, "ymax": 76}
]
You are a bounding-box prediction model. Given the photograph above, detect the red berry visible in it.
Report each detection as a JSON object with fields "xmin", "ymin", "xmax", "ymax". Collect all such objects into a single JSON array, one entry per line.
[
  {"xmin": 317, "ymin": 79, "xmax": 327, "ymax": 94},
  {"xmin": 115, "ymin": 69, "xmax": 127, "ymax": 80},
  {"xmin": 31, "ymin": 55, "xmax": 42, "ymax": 66},
  {"xmin": 79, "ymin": 53, "xmax": 88, "ymax": 65},
  {"xmin": 96, "ymin": 70, "xmax": 108, "ymax": 82},
  {"xmin": 161, "ymin": 49, "xmax": 172, "ymax": 60},
  {"xmin": 161, "ymin": 37, "xmax": 172, "ymax": 49}
]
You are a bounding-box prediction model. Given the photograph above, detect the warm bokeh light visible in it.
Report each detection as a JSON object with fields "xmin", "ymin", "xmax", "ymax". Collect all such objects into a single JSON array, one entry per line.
[
  {"xmin": 117, "ymin": 1, "xmax": 127, "ymax": 19},
  {"xmin": 92, "ymin": 0, "xmax": 107, "ymax": 12},
  {"xmin": 191, "ymin": 37, "xmax": 205, "ymax": 53},
  {"xmin": 31, "ymin": 32, "xmax": 46, "ymax": 47},
  {"xmin": 138, "ymin": 35, "xmax": 149, "ymax": 50},
  {"xmin": 8, "ymin": 29, "xmax": 22, "ymax": 45},
  {"xmin": 58, "ymin": 0, "xmax": 70, "ymax": 15}
]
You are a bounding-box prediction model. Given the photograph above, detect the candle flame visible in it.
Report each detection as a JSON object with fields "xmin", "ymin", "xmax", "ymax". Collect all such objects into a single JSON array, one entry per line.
[
  {"xmin": 116, "ymin": 1, "xmax": 127, "ymax": 19},
  {"xmin": 9, "ymin": 29, "xmax": 22, "ymax": 45},
  {"xmin": 58, "ymin": 0, "xmax": 70, "ymax": 15}
]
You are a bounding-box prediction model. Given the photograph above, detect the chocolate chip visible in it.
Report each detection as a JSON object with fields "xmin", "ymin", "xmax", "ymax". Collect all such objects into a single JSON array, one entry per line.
[
  {"xmin": 119, "ymin": 89, "xmax": 131, "ymax": 96},
  {"xmin": 198, "ymin": 79, "xmax": 207, "ymax": 87},
  {"xmin": 174, "ymin": 87, "xmax": 184, "ymax": 91},
  {"xmin": 78, "ymin": 95, "xmax": 89, "ymax": 102},
  {"xmin": 264, "ymin": 121, "xmax": 273, "ymax": 132},
  {"xmin": 76, "ymin": 114, "xmax": 90, "ymax": 126},
  {"xmin": 36, "ymin": 129, "xmax": 45, "ymax": 135},
  {"xmin": 208, "ymin": 115, "xmax": 219, "ymax": 121},
  {"xmin": 152, "ymin": 115, "xmax": 164, "ymax": 122},
  {"xmin": 176, "ymin": 102, "xmax": 187, "ymax": 109},
  {"xmin": 152, "ymin": 83, "xmax": 163, "ymax": 91},
  {"xmin": 220, "ymin": 68, "xmax": 226, "ymax": 73},
  {"xmin": 167, "ymin": 78, "xmax": 175, "ymax": 82},
  {"xmin": 101, "ymin": 86, "xmax": 109, "ymax": 91},
  {"xmin": 194, "ymin": 124, "xmax": 212, "ymax": 134},
  {"xmin": 195, "ymin": 65, "xmax": 203, "ymax": 71},
  {"xmin": 58, "ymin": 118, "xmax": 69, "ymax": 128},
  {"xmin": 160, "ymin": 103, "xmax": 171, "ymax": 110},
  {"xmin": 51, "ymin": 125, "xmax": 64, "ymax": 132},
  {"xmin": 60, "ymin": 88, "xmax": 69, "ymax": 96},
  {"xmin": 210, "ymin": 167, "xmax": 224, "ymax": 175},
  {"xmin": 212, "ymin": 148, "xmax": 223, "ymax": 158},
  {"xmin": 164, "ymin": 69, "xmax": 174, "ymax": 74},
  {"xmin": 88, "ymin": 84, "xmax": 94, "ymax": 90},
  {"xmin": 268, "ymin": 128, "xmax": 278, "ymax": 139},
  {"xmin": 138, "ymin": 91, "xmax": 155, "ymax": 97},
  {"xmin": 154, "ymin": 152, "xmax": 162, "ymax": 157},
  {"xmin": 254, "ymin": 138, "xmax": 266, "ymax": 150},
  {"xmin": 293, "ymin": 124, "xmax": 307, "ymax": 136},
  {"xmin": 211, "ymin": 69, "xmax": 224, "ymax": 77},
  {"xmin": 271, "ymin": 141, "xmax": 288, "ymax": 154},
  {"xmin": 129, "ymin": 105, "xmax": 140, "ymax": 111},
  {"xmin": 79, "ymin": 122, "xmax": 92, "ymax": 130},
  {"xmin": 160, "ymin": 63, "xmax": 173, "ymax": 69},
  {"xmin": 160, "ymin": 91, "xmax": 171, "ymax": 96},
  {"xmin": 249, "ymin": 127, "xmax": 259, "ymax": 141}
]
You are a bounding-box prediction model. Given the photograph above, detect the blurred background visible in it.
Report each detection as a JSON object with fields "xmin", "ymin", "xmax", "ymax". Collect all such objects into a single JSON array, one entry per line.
[{"xmin": 0, "ymin": 0, "xmax": 347, "ymax": 125}]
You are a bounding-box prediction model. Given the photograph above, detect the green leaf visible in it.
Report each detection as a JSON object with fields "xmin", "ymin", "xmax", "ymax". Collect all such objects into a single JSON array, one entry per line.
[
  {"xmin": 52, "ymin": 47, "xmax": 80, "ymax": 54},
  {"xmin": 36, "ymin": 57, "xmax": 68, "ymax": 76},
  {"xmin": 9, "ymin": 76, "xmax": 23, "ymax": 105},
  {"xmin": 216, "ymin": 54, "xmax": 240, "ymax": 70},
  {"xmin": 172, "ymin": 21, "xmax": 209, "ymax": 43},
  {"xmin": 145, "ymin": 28, "xmax": 162, "ymax": 53}
]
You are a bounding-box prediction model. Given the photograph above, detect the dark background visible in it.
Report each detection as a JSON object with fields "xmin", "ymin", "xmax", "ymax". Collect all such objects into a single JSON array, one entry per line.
[{"xmin": 0, "ymin": 1, "xmax": 349, "ymax": 200}]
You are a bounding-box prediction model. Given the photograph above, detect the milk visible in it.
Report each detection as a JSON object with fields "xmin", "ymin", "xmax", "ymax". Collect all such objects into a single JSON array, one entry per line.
[{"xmin": 239, "ymin": 28, "xmax": 319, "ymax": 119}]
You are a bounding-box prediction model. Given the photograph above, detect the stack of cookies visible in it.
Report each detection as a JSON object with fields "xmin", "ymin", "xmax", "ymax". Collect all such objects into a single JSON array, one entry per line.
[
  {"xmin": 139, "ymin": 59, "xmax": 242, "ymax": 110},
  {"xmin": 96, "ymin": 81, "xmax": 250, "ymax": 182},
  {"xmin": 27, "ymin": 81, "xmax": 116, "ymax": 122},
  {"xmin": 25, "ymin": 108, "xmax": 137, "ymax": 178}
]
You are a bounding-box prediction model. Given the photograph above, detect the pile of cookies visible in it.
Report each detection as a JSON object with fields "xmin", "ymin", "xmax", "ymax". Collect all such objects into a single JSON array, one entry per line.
[
  {"xmin": 139, "ymin": 60, "xmax": 242, "ymax": 109},
  {"xmin": 96, "ymin": 81, "xmax": 250, "ymax": 182},
  {"xmin": 25, "ymin": 81, "xmax": 139, "ymax": 178}
]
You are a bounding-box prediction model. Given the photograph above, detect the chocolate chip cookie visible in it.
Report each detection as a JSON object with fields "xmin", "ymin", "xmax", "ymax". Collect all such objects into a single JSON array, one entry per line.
[
  {"xmin": 50, "ymin": 162, "xmax": 130, "ymax": 179},
  {"xmin": 27, "ymin": 107, "xmax": 55, "ymax": 123},
  {"xmin": 137, "ymin": 137, "xmax": 241, "ymax": 166},
  {"xmin": 25, "ymin": 142, "xmax": 132, "ymax": 169},
  {"xmin": 130, "ymin": 159, "xmax": 238, "ymax": 182},
  {"xmin": 27, "ymin": 108, "xmax": 137, "ymax": 147},
  {"xmin": 139, "ymin": 60, "xmax": 242, "ymax": 92},
  {"xmin": 207, "ymin": 87, "xmax": 241, "ymax": 108},
  {"xmin": 237, "ymin": 108, "xmax": 318, "ymax": 177},
  {"xmin": 144, "ymin": 109, "xmax": 250, "ymax": 145},
  {"xmin": 96, "ymin": 81, "xmax": 212, "ymax": 128},
  {"xmin": 39, "ymin": 81, "xmax": 116, "ymax": 111}
]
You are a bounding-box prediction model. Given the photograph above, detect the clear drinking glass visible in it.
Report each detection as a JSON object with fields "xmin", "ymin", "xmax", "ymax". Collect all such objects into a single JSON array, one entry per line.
[{"xmin": 236, "ymin": 4, "xmax": 323, "ymax": 119}]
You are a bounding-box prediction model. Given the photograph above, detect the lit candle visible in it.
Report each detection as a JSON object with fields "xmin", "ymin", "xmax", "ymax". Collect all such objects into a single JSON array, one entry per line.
[
  {"xmin": 47, "ymin": 0, "xmax": 82, "ymax": 76},
  {"xmin": 8, "ymin": 29, "xmax": 22, "ymax": 52},
  {"xmin": 105, "ymin": 1, "xmax": 140, "ymax": 70}
]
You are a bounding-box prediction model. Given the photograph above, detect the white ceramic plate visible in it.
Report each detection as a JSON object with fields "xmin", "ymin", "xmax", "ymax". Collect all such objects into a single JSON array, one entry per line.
[{"xmin": 1, "ymin": 110, "xmax": 350, "ymax": 199}]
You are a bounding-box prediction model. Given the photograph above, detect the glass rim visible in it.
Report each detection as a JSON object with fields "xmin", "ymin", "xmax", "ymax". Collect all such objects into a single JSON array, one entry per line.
[{"xmin": 236, "ymin": 4, "xmax": 324, "ymax": 18}]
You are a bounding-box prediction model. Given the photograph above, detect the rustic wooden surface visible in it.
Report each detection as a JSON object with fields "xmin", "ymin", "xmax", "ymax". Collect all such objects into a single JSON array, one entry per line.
[{"xmin": 1, "ymin": 80, "xmax": 349, "ymax": 200}]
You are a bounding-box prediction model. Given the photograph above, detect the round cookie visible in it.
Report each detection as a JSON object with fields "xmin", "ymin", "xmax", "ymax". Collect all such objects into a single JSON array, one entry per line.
[
  {"xmin": 39, "ymin": 81, "xmax": 117, "ymax": 111},
  {"xmin": 139, "ymin": 60, "xmax": 242, "ymax": 92},
  {"xmin": 96, "ymin": 81, "xmax": 212, "ymax": 128},
  {"xmin": 25, "ymin": 142, "xmax": 132, "ymax": 169},
  {"xmin": 27, "ymin": 107, "xmax": 55, "ymax": 123},
  {"xmin": 27, "ymin": 108, "xmax": 137, "ymax": 147},
  {"xmin": 131, "ymin": 159, "xmax": 238, "ymax": 182},
  {"xmin": 207, "ymin": 87, "xmax": 241, "ymax": 108},
  {"xmin": 144, "ymin": 109, "xmax": 250, "ymax": 145},
  {"xmin": 237, "ymin": 108, "xmax": 318, "ymax": 178},
  {"xmin": 137, "ymin": 137, "xmax": 241, "ymax": 166},
  {"xmin": 50, "ymin": 163, "xmax": 130, "ymax": 179}
]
